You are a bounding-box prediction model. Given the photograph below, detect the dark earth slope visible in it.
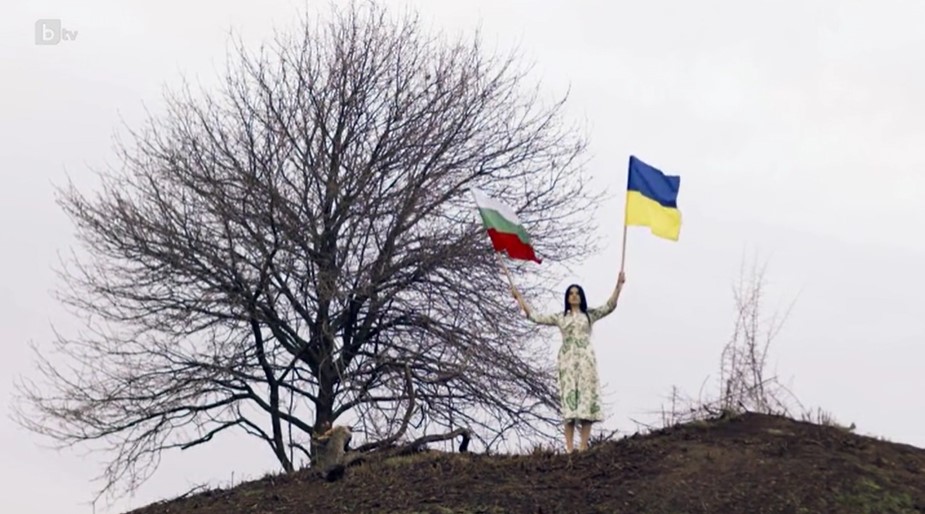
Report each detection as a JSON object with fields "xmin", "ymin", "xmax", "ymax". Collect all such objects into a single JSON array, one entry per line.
[{"xmin": 127, "ymin": 412, "xmax": 925, "ymax": 513}]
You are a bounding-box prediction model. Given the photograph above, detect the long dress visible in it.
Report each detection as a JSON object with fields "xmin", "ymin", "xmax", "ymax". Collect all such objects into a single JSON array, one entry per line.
[{"xmin": 528, "ymin": 295, "xmax": 617, "ymax": 422}]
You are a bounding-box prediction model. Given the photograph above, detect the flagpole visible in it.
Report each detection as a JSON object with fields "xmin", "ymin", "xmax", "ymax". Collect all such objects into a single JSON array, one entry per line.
[
  {"xmin": 621, "ymin": 165, "xmax": 630, "ymax": 273},
  {"xmin": 494, "ymin": 251, "xmax": 515, "ymax": 287},
  {"xmin": 620, "ymin": 221, "xmax": 628, "ymax": 273}
]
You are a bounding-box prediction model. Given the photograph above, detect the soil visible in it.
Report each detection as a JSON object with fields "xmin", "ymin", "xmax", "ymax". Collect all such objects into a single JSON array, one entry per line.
[{"xmin": 126, "ymin": 412, "xmax": 925, "ymax": 513}]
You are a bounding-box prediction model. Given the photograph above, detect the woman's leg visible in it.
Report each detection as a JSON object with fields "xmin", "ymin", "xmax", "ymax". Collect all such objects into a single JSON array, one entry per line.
[
  {"xmin": 564, "ymin": 420, "xmax": 575, "ymax": 453},
  {"xmin": 579, "ymin": 420, "xmax": 592, "ymax": 450}
]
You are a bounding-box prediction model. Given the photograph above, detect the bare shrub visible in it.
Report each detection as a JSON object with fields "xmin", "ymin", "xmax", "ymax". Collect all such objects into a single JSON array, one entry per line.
[{"xmin": 654, "ymin": 253, "xmax": 804, "ymax": 427}]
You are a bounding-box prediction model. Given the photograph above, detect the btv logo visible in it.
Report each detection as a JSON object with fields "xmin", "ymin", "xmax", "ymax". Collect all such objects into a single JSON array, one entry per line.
[{"xmin": 35, "ymin": 19, "xmax": 78, "ymax": 45}]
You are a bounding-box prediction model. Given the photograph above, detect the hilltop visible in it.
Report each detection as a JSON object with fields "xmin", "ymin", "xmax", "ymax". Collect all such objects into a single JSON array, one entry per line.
[{"xmin": 127, "ymin": 412, "xmax": 925, "ymax": 513}]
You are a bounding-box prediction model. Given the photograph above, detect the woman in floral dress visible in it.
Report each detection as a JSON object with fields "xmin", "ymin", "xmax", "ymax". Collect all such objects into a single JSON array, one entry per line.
[{"xmin": 512, "ymin": 271, "xmax": 625, "ymax": 452}]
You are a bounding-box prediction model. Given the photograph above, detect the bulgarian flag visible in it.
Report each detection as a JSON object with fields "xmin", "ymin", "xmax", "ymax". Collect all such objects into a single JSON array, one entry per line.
[{"xmin": 471, "ymin": 188, "xmax": 542, "ymax": 263}]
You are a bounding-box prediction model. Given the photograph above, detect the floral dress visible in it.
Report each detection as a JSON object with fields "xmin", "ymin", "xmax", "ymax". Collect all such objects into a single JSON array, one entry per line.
[{"xmin": 528, "ymin": 295, "xmax": 617, "ymax": 422}]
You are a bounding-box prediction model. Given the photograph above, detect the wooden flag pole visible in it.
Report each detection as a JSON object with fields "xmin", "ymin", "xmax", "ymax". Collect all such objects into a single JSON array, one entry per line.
[
  {"xmin": 620, "ymin": 222, "xmax": 628, "ymax": 273},
  {"xmin": 496, "ymin": 251, "xmax": 532, "ymax": 317},
  {"xmin": 494, "ymin": 251, "xmax": 515, "ymax": 287},
  {"xmin": 495, "ymin": 251, "xmax": 524, "ymax": 310},
  {"xmin": 620, "ymin": 180, "xmax": 630, "ymax": 273}
]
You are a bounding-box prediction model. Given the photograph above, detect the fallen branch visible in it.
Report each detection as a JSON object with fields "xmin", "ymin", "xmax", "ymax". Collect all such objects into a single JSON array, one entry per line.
[
  {"xmin": 351, "ymin": 364, "xmax": 416, "ymax": 453},
  {"xmin": 344, "ymin": 427, "xmax": 471, "ymax": 468}
]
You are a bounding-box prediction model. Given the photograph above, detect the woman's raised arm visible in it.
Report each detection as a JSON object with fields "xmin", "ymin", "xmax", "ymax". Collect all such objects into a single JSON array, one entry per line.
[
  {"xmin": 588, "ymin": 271, "xmax": 626, "ymax": 322},
  {"xmin": 512, "ymin": 285, "xmax": 559, "ymax": 326}
]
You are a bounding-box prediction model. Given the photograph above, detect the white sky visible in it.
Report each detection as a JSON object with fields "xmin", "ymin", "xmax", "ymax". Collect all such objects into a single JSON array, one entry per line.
[{"xmin": 2, "ymin": 0, "xmax": 924, "ymax": 512}]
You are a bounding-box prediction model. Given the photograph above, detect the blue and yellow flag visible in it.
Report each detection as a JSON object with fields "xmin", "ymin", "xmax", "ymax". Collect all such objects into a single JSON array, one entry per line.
[{"xmin": 625, "ymin": 155, "xmax": 681, "ymax": 241}]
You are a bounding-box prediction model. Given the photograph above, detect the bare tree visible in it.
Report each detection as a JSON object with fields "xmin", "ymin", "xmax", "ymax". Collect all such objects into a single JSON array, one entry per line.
[{"xmin": 12, "ymin": 1, "xmax": 604, "ymax": 502}]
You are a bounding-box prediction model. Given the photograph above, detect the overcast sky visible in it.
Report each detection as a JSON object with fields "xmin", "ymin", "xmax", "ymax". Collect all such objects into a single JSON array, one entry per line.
[{"xmin": 3, "ymin": 0, "xmax": 924, "ymax": 512}]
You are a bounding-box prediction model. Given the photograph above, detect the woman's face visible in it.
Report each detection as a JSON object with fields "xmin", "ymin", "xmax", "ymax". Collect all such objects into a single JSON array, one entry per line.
[{"xmin": 567, "ymin": 287, "xmax": 581, "ymax": 306}]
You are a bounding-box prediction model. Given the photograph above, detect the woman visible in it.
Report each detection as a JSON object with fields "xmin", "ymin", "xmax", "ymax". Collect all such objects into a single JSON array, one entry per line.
[{"xmin": 512, "ymin": 271, "xmax": 625, "ymax": 453}]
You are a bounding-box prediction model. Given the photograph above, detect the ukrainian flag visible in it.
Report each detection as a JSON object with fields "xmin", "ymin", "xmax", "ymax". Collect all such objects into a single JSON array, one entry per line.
[{"xmin": 625, "ymin": 155, "xmax": 682, "ymax": 241}]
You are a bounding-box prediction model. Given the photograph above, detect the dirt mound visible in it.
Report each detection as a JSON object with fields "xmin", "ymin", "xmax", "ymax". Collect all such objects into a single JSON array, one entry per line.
[{"xmin": 127, "ymin": 412, "xmax": 925, "ymax": 513}]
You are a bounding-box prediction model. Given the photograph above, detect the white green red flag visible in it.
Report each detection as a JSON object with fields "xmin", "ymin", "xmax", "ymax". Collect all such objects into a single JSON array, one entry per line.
[{"xmin": 470, "ymin": 188, "xmax": 542, "ymax": 263}]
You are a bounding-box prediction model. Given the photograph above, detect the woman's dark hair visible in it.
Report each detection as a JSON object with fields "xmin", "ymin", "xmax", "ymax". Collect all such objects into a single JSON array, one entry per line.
[{"xmin": 563, "ymin": 284, "xmax": 592, "ymax": 324}]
